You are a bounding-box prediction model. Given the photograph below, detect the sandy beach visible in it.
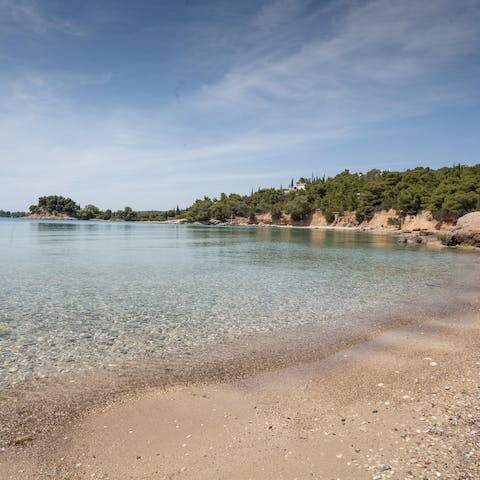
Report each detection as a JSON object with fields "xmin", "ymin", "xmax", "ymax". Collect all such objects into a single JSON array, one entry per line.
[{"xmin": 2, "ymin": 291, "xmax": 479, "ymax": 480}]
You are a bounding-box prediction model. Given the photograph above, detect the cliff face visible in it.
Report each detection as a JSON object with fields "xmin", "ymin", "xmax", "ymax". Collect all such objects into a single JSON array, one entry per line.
[
  {"xmin": 362, "ymin": 209, "xmax": 454, "ymax": 231},
  {"xmin": 246, "ymin": 209, "xmax": 452, "ymax": 231},
  {"xmin": 308, "ymin": 210, "xmax": 329, "ymax": 227},
  {"xmin": 221, "ymin": 209, "xmax": 444, "ymax": 229}
]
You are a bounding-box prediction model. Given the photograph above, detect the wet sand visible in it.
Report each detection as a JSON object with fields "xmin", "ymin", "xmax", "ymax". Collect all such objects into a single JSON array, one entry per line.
[{"xmin": 2, "ymin": 295, "xmax": 479, "ymax": 480}]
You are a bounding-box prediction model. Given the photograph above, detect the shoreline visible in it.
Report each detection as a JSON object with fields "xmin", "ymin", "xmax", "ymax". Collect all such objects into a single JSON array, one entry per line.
[
  {"xmin": 2, "ymin": 295, "xmax": 479, "ymax": 479},
  {"xmin": 1, "ymin": 285, "xmax": 477, "ymax": 448},
  {"xmin": 0, "ymin": 307, "xmax": 450, "ymax": 446}
]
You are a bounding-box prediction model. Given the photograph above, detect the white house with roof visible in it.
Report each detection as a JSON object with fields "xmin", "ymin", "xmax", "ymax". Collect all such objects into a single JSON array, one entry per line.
[{"xmin": 284, "ymin": 180, "xmax": 306, "ymax": 193}]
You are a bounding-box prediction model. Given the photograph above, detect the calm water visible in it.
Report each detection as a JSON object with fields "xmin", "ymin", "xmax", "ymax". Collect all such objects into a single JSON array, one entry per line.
[{"xmin": 0, "ymin": 218, "xmax": 479, "ymax": 389}]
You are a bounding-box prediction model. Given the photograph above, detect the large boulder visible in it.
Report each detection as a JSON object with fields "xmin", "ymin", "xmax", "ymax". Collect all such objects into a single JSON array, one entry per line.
[{"xmin": 456, "ymin": 212, "xmax": 480, "ymax": 232}]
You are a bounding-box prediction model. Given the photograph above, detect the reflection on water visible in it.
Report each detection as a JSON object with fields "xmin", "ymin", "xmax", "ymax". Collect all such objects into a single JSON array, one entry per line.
[
  {"xmin": 0, "ymin": 218, "xmax": 479, "ymax": 389},
  {"xmin": 33, "ymin": 221, "xmax": 82, "ymax": 232}
]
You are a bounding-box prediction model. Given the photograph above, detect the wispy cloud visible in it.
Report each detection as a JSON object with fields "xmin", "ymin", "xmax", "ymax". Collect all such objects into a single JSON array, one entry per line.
[
  {"xmin": 200, "ymin": 0, "xmax": 480, "ymax": 110},
  {"xmin": 0, "ymin": 0, "xmax": 85, "ymax": 35},
  {"xmin": 0, "ymin": 0, "xmax": 49, "ymax": 33}
]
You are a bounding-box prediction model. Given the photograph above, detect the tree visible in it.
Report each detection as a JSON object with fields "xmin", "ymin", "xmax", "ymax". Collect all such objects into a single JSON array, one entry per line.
[
  {"xmin": 285, "ymin": 195, "xmax": 312, "ymax": 221},
  {"xmin": 271, "ymin": 206, "xmax": 282, "ymax": 222},
  {"xmin": 79, "ymin": 204, "xmax": 100, "ymax": 220},
  {"xmin": 395, "ymin": 190, "xmax": 423, "ymax": 216},
  {"xmin": 33, "ymin": 195, "xmax": 80, "ymax": 217},
  {"xmin": 116, "ymin": 206, "xmax": 137, "ymax": 221},
  {"xmin": 102, "ymin": 209, "xmax": 112, "ymax": 220},
  {"xmin": 184, "ymin": 197, "xmax": 213, "ymax": 222}
]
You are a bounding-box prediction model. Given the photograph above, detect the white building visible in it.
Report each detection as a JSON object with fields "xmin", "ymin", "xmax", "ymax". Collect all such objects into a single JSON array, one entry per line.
[{"xmin": 284, "ymin": 180, "xmax": 306, "ymax": 193}]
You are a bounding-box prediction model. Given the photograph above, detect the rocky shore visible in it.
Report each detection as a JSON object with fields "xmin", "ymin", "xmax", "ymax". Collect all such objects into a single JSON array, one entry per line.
[
  {"xmin": 397, "ymin": 212, "xmax": 480, "ymax": 248},
  {"xmin": 24, "ymin": 213, "xmax": 76, "ymax": 220}
]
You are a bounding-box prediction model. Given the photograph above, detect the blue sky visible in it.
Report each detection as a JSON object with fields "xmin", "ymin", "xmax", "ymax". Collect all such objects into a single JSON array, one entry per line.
[{"xmin": 1, "ymin": 0, "xmax": 480, "ymax": 211}]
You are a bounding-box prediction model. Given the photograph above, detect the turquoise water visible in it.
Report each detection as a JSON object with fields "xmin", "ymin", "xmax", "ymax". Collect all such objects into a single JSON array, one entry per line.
[{"xmin": 0, "ymin": 218, "xmax": 479, "ymax": 389}]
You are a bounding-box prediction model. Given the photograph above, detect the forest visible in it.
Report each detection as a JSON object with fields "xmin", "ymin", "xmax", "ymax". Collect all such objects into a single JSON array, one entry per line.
[{"xmin": 183, "ymin": 164, "xmax": 480, "ymax": 223}]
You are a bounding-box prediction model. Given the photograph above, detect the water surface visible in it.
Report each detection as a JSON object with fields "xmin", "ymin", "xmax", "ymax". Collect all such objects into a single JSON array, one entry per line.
[{"xmin": 1, "ymin": 218, "xmax": 479, "ymax": 390}]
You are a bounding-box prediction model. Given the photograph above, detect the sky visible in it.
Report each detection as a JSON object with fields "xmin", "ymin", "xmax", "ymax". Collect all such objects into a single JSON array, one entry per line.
[{"xmin": 1, "ymin": 0, "xmax": 480, "ymax": 211}]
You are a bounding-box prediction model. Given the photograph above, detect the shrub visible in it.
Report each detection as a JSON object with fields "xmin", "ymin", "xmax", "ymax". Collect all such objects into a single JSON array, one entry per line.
[
  {"xmin": 387, "ymin": 216, "xmax": 401, "ymax": 227},
  {"xmin": 271, "ymin": 207, "xmax": 282, "ymax": 222},
  {"xmin": 324, "ymin": 210, "xmax": 335, "ymax": 224}
]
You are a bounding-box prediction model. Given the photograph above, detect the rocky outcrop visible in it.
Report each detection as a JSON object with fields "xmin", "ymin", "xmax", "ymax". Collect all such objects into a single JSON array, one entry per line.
[
  {"xmin": 438, "ymin": 230, "xmax": 480, "ymax": 248},
  {"xmin": 363, "ymin": 209, "xmax": 398, "ymax": 229},
  {"xmin": 438, "ymin": 212, "xmax": 480, "ymax": 248},
  {"xmin": 362, "ymin": 209, "xmax": 453, "ymax": 231},
  {"xmin": 396, "ymin": 230, "xmax": 441, "ymax": 246},
  {"xmin": 25, "ymin": 212, "xmax": 76, "ymax": 220},
  {"xmin": 164, "ymin": 218, "xmax": 190, "ymax": 224},
  {"xmin": 401, "ymin": 210, "xmax": 444, "ymax": 231},
  {"xmin": 398, "ymin": 211, "xmax": 480, "ymax": 248},
  {"xmin": 331, "ymin": 211, "xmax": 358, "ymax": 227}
]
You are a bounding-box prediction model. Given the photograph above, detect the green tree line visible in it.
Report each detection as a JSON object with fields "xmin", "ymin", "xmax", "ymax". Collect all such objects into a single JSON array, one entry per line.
[
  {"xmin": 28, "ymin": 195, "xmax": 183, "ymax": 222},
  {"xmin": 21, "ymin": 164, "xmax": 480, "ymax": 223},
  {"xmin": 0, "ymin": 210, "xmax": 27, "ymax": 218},
  {"xmin": 183, "ymin": 164, "xmax": 480, "ymax": 223}
]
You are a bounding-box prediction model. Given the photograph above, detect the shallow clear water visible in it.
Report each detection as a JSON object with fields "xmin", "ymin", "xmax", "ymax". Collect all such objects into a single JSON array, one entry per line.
[{"xmin": 0, "ymin": 218, "xmax": 479, "ymax": 388}]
